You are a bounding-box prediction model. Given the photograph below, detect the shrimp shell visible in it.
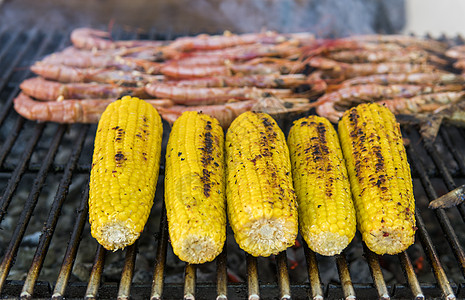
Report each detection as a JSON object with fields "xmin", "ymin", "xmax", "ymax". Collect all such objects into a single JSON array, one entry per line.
[
  {"xmin": 157, "ymin": 100, "xmax": 257, "ymax": 128},
  {"xmin": 145, "ymin": 84, "xmax": 296, "ymax": 105},
  {"xmin": 340, "ymin": 73, "xmax": 465, "ymax": 87},
  {"xmin": 14, "ymin": 93, "xmax": 174, "ymax": 123},
  {"xmin": 71, "ymin": 28, "xmax": 165, "ymax": 50},
  {"xmin": 30, "ymin": 63, "xmax": 164, "ymax": 85},
  {"xmin": 20, "ymin": 77, "xmax": 150, "ymax": 101},
  {"xmin": 172, "ymin": 74, "xmax": 308, "ymax": 88}
]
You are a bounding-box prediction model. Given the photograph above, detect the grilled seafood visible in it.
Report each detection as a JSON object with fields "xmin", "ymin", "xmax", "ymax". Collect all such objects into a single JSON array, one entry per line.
[
  {"xmin": 173, "ymin": 42, "xmax": 302, "ymax": 65},
  {"xmin": 171, "ymin": 73, "xmax": 308, "ymax": 88},
  {"xmin": 168, "ymin": 31, "xmax": 314, "ymax": 52},
  {"xmin": 145, "ymin": 83, "xmax": 301, "ymax": 105},
  {"xmin": 378, "ymin": 91, "xmax": 465, "ymax": 114},
  {"xmin": 445, "ymin": 45, "xmax": 465, "ymax": 59},
  {"xmin": 70, "ymin": 28, "xmax": 166, "ymax": 50},
  {"xmin": 340, "ymin": 34, "xmax": 448, "ymax": 53},
  {"xmin": 157, "ymin": 100, "xmax": 257, "ymax": 128},
  {"xmin": 312, "ymin": 84, "xmax": 456, "ymax": 107},
  {"xmin": 161, "ymin": 58, "xmax": 303, "ymax": 79},
  {"xmin": 307, "ymin": 57, "xmax": 437, "ymax": 79},
  {"xmin": 13, "ymin": 93, "xmax": 174, "ymax": 123},
  {"xmin": 339, "ymin": 72, "xmax": 465, "ymax": 87},
  {"xmin": 20, "ymin": 77, "xmax": 150, "ymax": 101},
  {"xmin": 317, "ymin": 91, "xmax": 465, "ymax": 123},
  {"xmin": 326, "ymin": 49, "xmax": 447, "ymax": 65},
  {"xmin": 30, "ymin": 63, "xmax": 164, "ymax": 85}
]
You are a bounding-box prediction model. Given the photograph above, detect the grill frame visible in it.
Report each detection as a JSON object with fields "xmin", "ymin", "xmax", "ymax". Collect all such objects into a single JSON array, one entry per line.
[{"xmin": 0, "ymin": 27, "xmax": 463, "ymax": 299}]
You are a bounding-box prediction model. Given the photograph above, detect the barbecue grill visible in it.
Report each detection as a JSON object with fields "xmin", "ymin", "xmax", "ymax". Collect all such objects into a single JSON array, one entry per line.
[{"xmin": 0, "ymin": 26, "xmax": 465, "ymax": 300}]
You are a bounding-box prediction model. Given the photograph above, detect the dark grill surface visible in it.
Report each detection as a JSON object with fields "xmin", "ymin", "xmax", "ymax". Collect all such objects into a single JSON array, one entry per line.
[{"xmin": 0, "ymin": 27, "xmax": 464, "ymax": 300}]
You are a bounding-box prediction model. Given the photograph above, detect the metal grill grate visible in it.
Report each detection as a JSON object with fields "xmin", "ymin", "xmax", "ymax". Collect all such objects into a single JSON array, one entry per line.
[{"xmin": 0, "ymin": 27, "xmax": 464, "ymax": 300}]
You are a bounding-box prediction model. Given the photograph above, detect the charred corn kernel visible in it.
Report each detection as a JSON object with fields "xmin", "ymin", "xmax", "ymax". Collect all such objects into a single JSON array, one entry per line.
[
  {"xmin": 287, "ymin": 116, "xmax": 356, "ymax": 256},
  {"xmin": 165, "ymin": 111, "xmax": 226, "ymax": 264},
  {"xmin": 226, "ymin": 111, "xmax": 298, "ymax": 257},
  {"xmin": 89, "ymin": 96, "xmax": 163, "ymax": 251},
  {"xmin": 338, "ymin": 103, "xmax": 416, "ymax": 255}
]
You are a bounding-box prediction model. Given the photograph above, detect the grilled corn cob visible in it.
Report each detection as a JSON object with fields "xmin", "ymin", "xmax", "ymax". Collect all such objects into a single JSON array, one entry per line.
[
  {"xmin": 89, "ymin": 96, "xmax": 163, "ymax": 251},
  {"xmin": 226, "ymin": 111, "xmax": 298, "ymax": 257},
  {"xmin": 338, "ymin": 103, "xmax": 416, "ymax": 255},
  {"xmin": 287, "ymin": 116, "xmax": 356, "ymax": 256},
  {"xmin": 165, "ymin": 111, "xmax": 226, "ymax": 264}
]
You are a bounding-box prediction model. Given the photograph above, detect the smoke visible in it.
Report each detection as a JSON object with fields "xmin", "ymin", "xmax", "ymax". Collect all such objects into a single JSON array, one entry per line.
[{"xmin": 0, "ymin": 0, "xmax": 405, "ymax": 37}]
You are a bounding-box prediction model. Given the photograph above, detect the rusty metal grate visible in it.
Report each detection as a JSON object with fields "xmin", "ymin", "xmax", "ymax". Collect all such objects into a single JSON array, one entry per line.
[{"xmin": 0, "ymin": 27, "xmax": 464, "ymax": 300}]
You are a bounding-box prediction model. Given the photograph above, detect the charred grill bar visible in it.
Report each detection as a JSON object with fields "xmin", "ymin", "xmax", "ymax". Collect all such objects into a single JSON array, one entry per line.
[{"xmin": 0, "ymin": 27, "xmax": 464, "ymax": 300}]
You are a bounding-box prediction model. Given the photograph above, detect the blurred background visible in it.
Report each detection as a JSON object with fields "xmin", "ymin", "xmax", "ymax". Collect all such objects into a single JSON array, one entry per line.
[{"xmin": 0, "ymin": 0, "xmax": 463, "ymax": 37}]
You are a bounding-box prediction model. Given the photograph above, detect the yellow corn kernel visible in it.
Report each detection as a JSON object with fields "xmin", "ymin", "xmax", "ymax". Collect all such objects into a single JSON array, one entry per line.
[
  {"xmin": 165, "ymin": 111, "xmax": 226, "ymax": 264},
  {"xmin": 225, "ymin": 111, "xmax": 298, "ymax": 257},
  {"xmin": 89, "ymin": 96, "xmax": 163, "ymax": 251},
  {"xmin": 338, "ymin": 103, "xmax": 416, "ymax": 255},
  {"xmin": 288, "ymin": 116, "xmax": 356, "ymax": 256}
]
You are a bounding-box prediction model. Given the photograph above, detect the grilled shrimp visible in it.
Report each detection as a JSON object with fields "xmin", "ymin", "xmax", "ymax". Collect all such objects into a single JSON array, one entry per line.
[
  {"xmin": 167, "ymin": 31, "xmax": 311, "ymax": 52},
  {"xmin": 340, "ymin": 72, "xmax": 465, "ymax": 87},
  {"xmin": 445, "ymin": 45, "xmax": 465, "ymax": 59},
  {"xmin": 308, "ymin": 57, "xmax": 437, "ymax": 79},
  {"xmin": 41, "ymin": 50, "xmax": 163, "ymax": 74},
  {"xmin": 161, "ymin": 58, "xmax": 303, "ymax": 79},
  {"xmin": 171, "ymin": 74, "xmax": 308, "ymax": 88},
  {"xmin": 30, "ymin": 63, "xmax": 164, "ymax": 85},
  {"xmin": 13, "ymin": 93, "xmax": 174, "ymax": 123},
  {"xmin": 20, "ymin": 77, "xmax": 150, "ymax": 101},
  {"xmin": 316, "ymin": 89, "xmax": 465, "ymax": 123},
  {"xmin": 157, "ymin": 100, "xmax": 257, "ymax": 128},
  {"xmin": 325, "ymin": 49, "xmax": 437, "ymax": 64},
  {"xmin": 70, "ymin": 28, "xmax": 165, "ymax": 50},
  {"xmin": 341, "ymin": 34, "xmax": 448, "ymax": 53},
  {"xmin": 378, "ymin": 91, "xmax": 465, "ymax": 114},
  {"xmin": 174, "ymin": 42, "xmax": 303, "ymax": 65},
  {"xmin": 145, "ymin": 83, "xmax": 300, "ymax": 105},
  {"xmin": 313, "ymin": 83, "xmax": 459, "ymax": 107}
]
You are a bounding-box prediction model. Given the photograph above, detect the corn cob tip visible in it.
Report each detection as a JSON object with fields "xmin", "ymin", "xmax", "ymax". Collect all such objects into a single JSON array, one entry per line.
[
  {"xmin": 91, "ymin": 220, "xmax": 140, "ymax": 251},
  {"xmin": 235, "ymin": 217, "xmax": 297, "ymax": 257},
  {"xmin": 363, "ymin": 225, "xmax": 415, "ymax": 255},
  {"xmin": 306, "ymin": 232, "xmax": 350, "ymax": 256},
  {"xmin": 172, "ymin": 235, "xmax": 225, "ymax": 264}
]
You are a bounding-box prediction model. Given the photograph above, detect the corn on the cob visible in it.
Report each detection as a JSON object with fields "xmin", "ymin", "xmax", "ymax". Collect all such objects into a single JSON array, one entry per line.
[
  {"xmin": 287, "ymin": 116, "xmax": 356, "ymax": 256},
  {"xmin": 225, "ymin": 111, "xmax": 298, "ymax": 257},
  {"xmin": 89, "ymin": 96, "xmax": 163, "ymax": 251},
  {"xmin": 165, "ymin": 111, "xmax": 226, "ymax": 264},
  {"xmin": 338, "ymin": 103, "xmax": 416, "ymax": 255}
]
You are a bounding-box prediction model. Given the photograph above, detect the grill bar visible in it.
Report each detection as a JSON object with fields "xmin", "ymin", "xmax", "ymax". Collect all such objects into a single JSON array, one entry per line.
[
  {"xmin": 335, "ymin": 253, "xmax": 356, "ymax": 299},
  {"xmin": 438, "ymin": 129, "xmax": 465, "ymax": 221},
  {"xmin": 20, "ymin": 124, "xmax": 89, "ymax": 299},
  {"xmin": 118, "ymin": 242, "xmax": 138, "ymax": 300},
  {"xmin": 0, "ymin": 117, "xmax": 25, "ymax": 167},
  {"xmin": 408, "ymin": 142, "xmax": 465, "ymax": 278},
  {"xmin": 0, "ymin": 28, "xmax": 463, "ymax": 299},
  {"xmin": 85, "ymin": 245, "xmax": 107, "ymax": 299},
  {"xmin": 247, "ymin": 254, "xmax": 259, "ymax": 300},
  {"xmin": 276, "ymin": 251, "xmax": 291, "ymax": 299},
  {"xmin": 0, "ymin": 125, "xmax": 65, "ymax": 293},
  {"xmin": 398, "ymin": 251, "xmax": 424, "ymax": 300},
  {"xmin": 216, "ymin": 248, "xmax": 228, "ymax": 300},
  {"xmin": 415, "ymin": 210, "xmax": 456, "ymax": 300},
  {"xmin": 364, "ymin": 246, "xmax": 390, "ymax": 300},
  {"xmin": 303, "ymin": 243, "xmax": 324, "ymax": 299},
  {"xmin": 52, "ymin": 184, "xmax": 90, "ymax": 299},
  {"xmin": 184, "ymin": 264, "xmax": 196, "ymax": 300},
  {"xmin": 150, "ymin": 205, "xmax": 169, "ymax": 300},
  {"xmin": 0, "ymin": 123, "xmax": 44, "ymax": 222}
]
